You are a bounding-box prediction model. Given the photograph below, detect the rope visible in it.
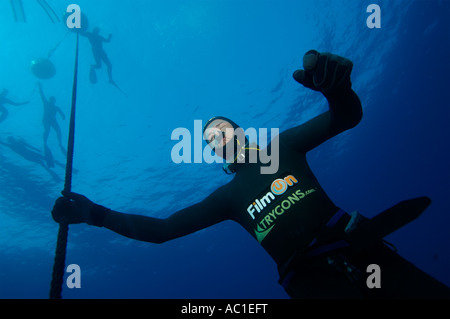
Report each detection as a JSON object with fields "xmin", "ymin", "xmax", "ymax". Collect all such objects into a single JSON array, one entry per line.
[
  {"xmin": 10, "ymin": 0, "xmax": 18, "ymax": 22},
  {"xmin": 48, "ymin": 31, "xmax": 70, "ymax": 58},
  {"xmin": 49, "ymin": 32, "xmax": 79, "ymax": 299},
  {"xmin": 37, "ymin": 0, "xmax": 60, "ymax": 24}
]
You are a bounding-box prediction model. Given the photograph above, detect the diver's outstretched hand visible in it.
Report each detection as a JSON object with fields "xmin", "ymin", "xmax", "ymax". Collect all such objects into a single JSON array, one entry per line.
[
  {"xmin": 52, "ymin": 192, "xmax": 95, "ymax": 225},
  {"xmin": 293, "ymin": 50, "xmax": 353, "ymax": 95}
]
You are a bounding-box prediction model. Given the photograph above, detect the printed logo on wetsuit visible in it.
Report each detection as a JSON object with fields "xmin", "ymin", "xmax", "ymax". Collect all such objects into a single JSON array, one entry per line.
[
  {"xmin": 247, "ymin": 175, "xmax": 299, "ymax": 220},
  {"xmin": 246, "ymin": 174, "xmax": 317, "ymax": 243}
]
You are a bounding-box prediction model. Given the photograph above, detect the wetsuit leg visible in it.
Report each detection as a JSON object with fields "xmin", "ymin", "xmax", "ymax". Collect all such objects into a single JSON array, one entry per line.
[
  {"xmin": 283, "ymin": 241, "xmax": 450, "ymax": 299},
  {"xmin": 43, "ymin": 120, "xmax": 51, "ymax": 144},
  {"xmin": 90, "ymin": 54, "xmax": 101, "ymax": 84},
  {"xmin": 51, "ymin": 120, "xmax": 66, "ymax": 154},
  {"xmin": 92, "ymin": 52, "xmax": 102, "ymax": 69},
  {"xmin": 101, "ymin": 52, "xmax": 113, "ymax": 82},
  {"xmin": 51, "ymin": 120, "xmax": 60, "ymax": 140}
]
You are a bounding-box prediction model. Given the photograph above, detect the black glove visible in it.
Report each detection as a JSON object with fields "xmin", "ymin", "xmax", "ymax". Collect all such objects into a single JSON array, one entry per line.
[
  {"xmin": 293, "ymin": 50, "xmax": 353, "ymax": 95},
  {"xmin": 51, "ymin": 192, "xmax": 109, "ymax": 227}
]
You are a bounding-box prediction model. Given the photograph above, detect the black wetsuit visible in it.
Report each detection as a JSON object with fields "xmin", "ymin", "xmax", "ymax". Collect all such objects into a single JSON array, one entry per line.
[
  {"xmin": 102, "ymin": 88, "xmax": 360, "ymax": 250},
  {"xmin": 91, "ymin": 86, "xmax": 449, "ymax": 298}
]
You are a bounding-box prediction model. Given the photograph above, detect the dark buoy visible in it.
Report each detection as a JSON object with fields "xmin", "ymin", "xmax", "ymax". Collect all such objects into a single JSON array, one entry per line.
[
  {"xmin": 30, "ymin": 58, "xmax": 56, "ymax": 79},
  {"xmin": 63, "ymin": 11, "xmax": 89, "ymax": 34}
]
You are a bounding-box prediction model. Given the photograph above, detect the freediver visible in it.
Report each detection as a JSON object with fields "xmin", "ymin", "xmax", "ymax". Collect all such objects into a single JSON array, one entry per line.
[
  {"xmin": 38, "ymin": 82, "xmax": 66, "ymax": 163},
  {"xmin": 0, "ymin": 89, "xmax": 28, "ymax": 125},
  {"xmin": 81, "ymin": 26, "xmax": 127, "ymax": 96},
  {"xmin": 51, "ymin": 50, "xmax": 450, "ymax": 299},
  {"xmin": 81, "ymin": 27, "xmax": 114, "ymax": 85},
  {"xmin": 0, "ymin": 136, "xmax": 61, "ymax": 181}
]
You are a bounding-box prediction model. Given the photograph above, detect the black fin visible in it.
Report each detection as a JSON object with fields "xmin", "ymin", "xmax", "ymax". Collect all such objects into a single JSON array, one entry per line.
[{"xmin": 347, "ymin": 197, "xmax": 431, "ymax": 252}]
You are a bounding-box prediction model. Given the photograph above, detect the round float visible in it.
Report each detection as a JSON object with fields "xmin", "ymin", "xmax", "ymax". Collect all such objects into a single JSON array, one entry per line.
[{"xmin": 30, "ymin": 58, "xmax": 56, "ymax": 79}]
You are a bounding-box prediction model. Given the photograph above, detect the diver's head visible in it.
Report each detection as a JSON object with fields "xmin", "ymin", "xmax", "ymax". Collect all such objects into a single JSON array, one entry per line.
[
  {"xmin": 0, "ymin": 89, "xmax": 9, "ymax": 97},
  {"xmin": 93, "ymin": 27, "xmax": 100, "ymax": 34},
  {"xmin": 203, "ymin": 116, "xmax": 248, "ymax": 161},
  {"xmin": 49, "ymin": 96, "xmax": 56, "ymax": 104}
]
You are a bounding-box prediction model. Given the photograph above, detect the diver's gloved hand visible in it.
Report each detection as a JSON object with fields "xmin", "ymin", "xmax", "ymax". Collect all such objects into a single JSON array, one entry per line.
[
  {"xmin": 51, "ymin": 192, "xmax": 109, "ymax": 227},
  {"xmin": 293, "ymin": 50, "xmax": 353, "ymax": 95}
]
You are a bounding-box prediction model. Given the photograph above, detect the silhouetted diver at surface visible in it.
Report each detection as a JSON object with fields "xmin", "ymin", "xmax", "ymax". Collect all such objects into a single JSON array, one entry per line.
[
  {"xmin": 81, "ymin": 27, "xmax": 127, "ymax": 96},
  {"xmin": 82, "ymin": 27, "xmax": 113, "ymax": 83},
  {"xmin": 38, "ymin": 83, "xmax": 66, "ymax": 161},
  {"xmin": 0, "ymin": 136, "xmax": 62, "ymax": 182}
]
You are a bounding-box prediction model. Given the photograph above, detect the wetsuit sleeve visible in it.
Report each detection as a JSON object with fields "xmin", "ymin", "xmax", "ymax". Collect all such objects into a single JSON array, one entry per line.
[
  {"xmin": 100, "ymin": 188, "xmax": 230, "ymax": 244},
  {"xmin": 280, "ymin": 88, "xmax": 362, "ymax": 153}
]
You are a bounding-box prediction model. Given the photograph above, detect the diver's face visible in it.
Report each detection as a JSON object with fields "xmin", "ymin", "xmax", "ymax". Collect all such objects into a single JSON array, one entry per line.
[{"xmin": 204, "ymin": 119, "xmax": 235, "ymax": 156}]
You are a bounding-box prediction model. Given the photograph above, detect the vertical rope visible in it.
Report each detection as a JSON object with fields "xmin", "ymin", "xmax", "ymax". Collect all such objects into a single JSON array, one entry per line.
[
  {"xmin": 64, "ymin": 32, "xmax": 79, "ymax": 194},
  {"xmin": 49, "ymin": 32, "xmax": 79, "ymax": 299},
  {"xmin": 49, "ymin": 222, "xmax": 68, "ymax": 299}
]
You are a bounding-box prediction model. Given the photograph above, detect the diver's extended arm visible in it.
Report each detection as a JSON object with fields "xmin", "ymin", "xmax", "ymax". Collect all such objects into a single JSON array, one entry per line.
[
  {"xmin": 52, "ymin": 191, "xmax": 229, "ymax": 244},
  {"xmin": 4, "ymin": 98, "xmax": 28, "ymax": 106},
  {"xmin": 280, "ymin": 51, "xmax": 362, "ymax": 153},
  {"xmin": 99, "ymin": 34, "xmax": 112, "ymax": 43},
  {"xmin": 100, "ymin": 200, "xmax": 226, "ymax": 243}
]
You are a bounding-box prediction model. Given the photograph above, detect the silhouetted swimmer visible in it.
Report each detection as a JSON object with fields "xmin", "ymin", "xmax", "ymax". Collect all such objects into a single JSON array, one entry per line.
[
  {"xmin": 1, "ymin": 136, "xmax": 44, "ymax": 164},
  {"xmin": 0, "ymin": 89, "xmax": 28, "ymax": 125},
  {"xmin": 81, "ymin": 27, "xmax": 127, "ymax": 97},
  {"xmin": 38, "ymin": 83, "xmax": 66, "ymax": 160},
  {"xmin": 82, "ymin": 27, "xmax": 114, "ymax": 84},
  {"xmin": 0, "ymin": 136, "xmax": 61, "ymax": 181}
]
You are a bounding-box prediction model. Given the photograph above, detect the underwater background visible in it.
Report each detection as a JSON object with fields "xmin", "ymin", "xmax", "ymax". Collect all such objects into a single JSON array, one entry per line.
[{"xmin": 0, "ymin": 0, "xmax": 448, "ymax": 299}]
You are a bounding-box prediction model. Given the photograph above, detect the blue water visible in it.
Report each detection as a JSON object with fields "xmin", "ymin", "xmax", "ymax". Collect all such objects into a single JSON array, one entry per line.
[{"xmin": 0, "ymin": 0, "xmax": 449, "ymax": 299}]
